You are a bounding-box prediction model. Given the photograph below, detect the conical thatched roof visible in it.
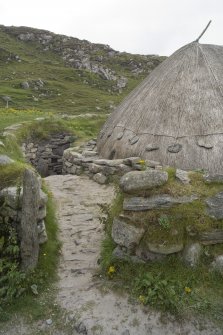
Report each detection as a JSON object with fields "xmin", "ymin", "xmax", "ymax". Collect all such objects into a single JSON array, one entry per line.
[{"xmin": 97, "ymin": 41, "xmax": 223, "ymax": 174}]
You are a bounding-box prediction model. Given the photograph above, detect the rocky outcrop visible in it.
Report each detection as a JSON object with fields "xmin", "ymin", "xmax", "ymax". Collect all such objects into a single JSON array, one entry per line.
[{"xmin": 0, "ymin": 25, "xmax": 165, "ymax": 94}]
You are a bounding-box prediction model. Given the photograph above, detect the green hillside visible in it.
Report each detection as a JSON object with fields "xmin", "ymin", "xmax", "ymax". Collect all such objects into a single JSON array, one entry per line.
[{"xmin": 0, "ymin": 25, "xmax": 165, "ymax": 115}]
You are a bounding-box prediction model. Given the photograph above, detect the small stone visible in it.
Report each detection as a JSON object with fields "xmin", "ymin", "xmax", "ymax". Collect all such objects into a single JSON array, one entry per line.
[
  {"xmin": 197, "ymin": 137, "xmax": 213, "ymax": 149},
  {"xmin": 117, "ymin": 132, "xmax": 124, "ymax": 140},
  {"xmin": 183, "ymin": 243, "xmax": 202, "ymax": 267},
  {"xmin": 112, "ymin": 217, "xmax": 145, "ymax": 249},
  {"xmin": 167, "ymin": 143, "xmax": 182, "ymax": 153},
  {"xmin": 0, "ymin": 155, "xmax": 14, "ymax": 165},
  {"xmin": 82, "ymin": 150, "xmax": 98, "ymax": 157},
  {"xmin": 88, "ymin": 163, "xmax": 103, "ymax": 174},
  {"xmin": 0, "ymin": 187, "xmax": 22, "ymax": 208},
  {"xmin": 176, "ymin": 169, "xmax": 190, "ymax": 184},
  {"xmin": 211, "ymin": 255, "xmax": 223, "ymax": 275},
  {"xmin": 21, "ymin": 81, "xmax": 29, "ymax": 89},
  {"xmin": 75, "ymin": 322, "xmax": 87, "ymax": 334},
  {"xmin": 30, "ymin": 284, "xmax": 38, "ymax": 295},
  {"xmin": 144, "ymin": 160, "xmax": 161, "ymax": 168},
  {"xmin": 145, "ymin": 144, "xmax": 159, "ymax": 151},
  {"xmin": 135, "ymin": 247, "xmax": 166, "ymax": 262},
  {"xmin": 93, "ymin": 173, "xmax": 107, "ymax": 184},
  {"xmin": 46, "ymin": 319, "xmax": 53, "ymax": 325},
  {"xmin": 123, "ymin": 157, "xmax": 141, "ymax": 166},
  {"xmin": 129, "ymin": 136, "xmax": 139, "ymax": 145}
]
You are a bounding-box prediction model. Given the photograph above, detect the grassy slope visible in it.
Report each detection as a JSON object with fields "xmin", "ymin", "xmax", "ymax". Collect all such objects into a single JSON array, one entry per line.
[{"xmin": 0, "ymin": 27, "xmax": 165, "ymax": 115}]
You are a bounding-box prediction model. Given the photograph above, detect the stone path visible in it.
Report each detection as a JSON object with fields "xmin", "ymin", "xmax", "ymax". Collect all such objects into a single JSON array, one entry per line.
[{"xmin": 44, "ymin": 174, "xmax": 221, "ymax": 335}]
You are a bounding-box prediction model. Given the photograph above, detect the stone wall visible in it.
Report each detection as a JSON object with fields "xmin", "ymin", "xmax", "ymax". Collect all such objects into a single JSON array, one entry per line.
[
  {"xmin": 0, "ymin": 169, "xmax": 48, "ymax": 270},
  {"xmin": 62, "ymin": 139, "xmax": 162, "ymax": 183},
  {"xmin": 23, "ymin": 133, "xmax": 73, "ymax": 177},
  {"xmin": 111, "ymin": 168, "xmax": 223, "ymax": 271}
]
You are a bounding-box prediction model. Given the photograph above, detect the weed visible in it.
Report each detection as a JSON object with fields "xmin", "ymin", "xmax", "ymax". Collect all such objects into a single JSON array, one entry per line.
[{"xmin": 158, "ymin": 215, "xmax": 171, "ymax": 230}]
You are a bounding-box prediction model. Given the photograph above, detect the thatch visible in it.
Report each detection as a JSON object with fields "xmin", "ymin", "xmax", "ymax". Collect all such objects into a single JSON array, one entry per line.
[{"xmin": 97, "ymin": 41, "xmax": 223, "ymax": 174}]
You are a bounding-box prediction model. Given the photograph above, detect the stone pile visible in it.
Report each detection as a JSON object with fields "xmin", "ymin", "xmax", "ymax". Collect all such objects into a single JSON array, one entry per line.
[
  {"xmin": 111, "ymin": 168, "xmax": 223, "ymax": 272},
  {"xmin": 23, "ymin": 133, "xmax": 73, "ymax": 177},
  {"xmin": 62, "ymin": 140, "xmax": 162, "ymax": 183}
]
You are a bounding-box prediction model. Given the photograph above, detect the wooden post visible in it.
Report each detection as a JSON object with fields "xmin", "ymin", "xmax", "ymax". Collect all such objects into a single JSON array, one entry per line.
[{"xmin": 195, "ymin": 20, "xmax": 212, "ymax": 42}]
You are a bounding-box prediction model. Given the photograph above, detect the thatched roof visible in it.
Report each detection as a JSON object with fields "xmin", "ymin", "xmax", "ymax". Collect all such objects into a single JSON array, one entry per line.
[{"xmin": 97, "ymin": 41, "xmax": 223, "ymax": 174}]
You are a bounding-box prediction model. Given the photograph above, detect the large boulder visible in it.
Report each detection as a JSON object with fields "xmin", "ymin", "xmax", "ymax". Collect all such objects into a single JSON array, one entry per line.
[{"xmin": 119, "ymin": 170, "xmax": 168, "ymax": 194}]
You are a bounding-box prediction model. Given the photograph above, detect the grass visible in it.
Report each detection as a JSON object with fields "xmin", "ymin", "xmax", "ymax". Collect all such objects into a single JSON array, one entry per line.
[
  {"xmin": 0, "ymin": 108, "xmax": 46, "ymax": 132},
  {"xmin": 0, "ymin": 185, "xmax": 61, "ymax": 323},
  {"xmin": 99, "ymin": 171, "xmax": 223, "ymax": 329},
  {"xmin": 0, "ymin": 26, "xmax": 165, "ymax": 115}
]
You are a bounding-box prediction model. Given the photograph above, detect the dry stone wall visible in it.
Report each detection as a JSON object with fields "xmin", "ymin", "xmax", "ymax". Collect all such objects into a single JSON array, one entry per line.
[
  {"xmin": 0, "ymin": 169, "xmax": 48, "ymax": 270},
  {"xmin": 22, "ymin": 133, "xmax": 73, "ymax": 177},
  {"xmin": 62, "ymin": 139, "xmax": 162, "ymax": 182},
  {"xmin": 111, "ymin": 168, "xmax": 223, "ymax": 271}
]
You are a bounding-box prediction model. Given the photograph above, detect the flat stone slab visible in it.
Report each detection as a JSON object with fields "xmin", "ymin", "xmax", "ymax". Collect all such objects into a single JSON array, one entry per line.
[
  {"xmin": 206, "ymin": 192, "xmax": 223, "ymax": 219},
  {"xmin": 92, "ymin": 158, "xmax": 124, "ymax": 167},
  {"xmin": 148, "ymin": 242, "xmax": 184, "ymax": 255},
  {"xmin": 204, "ymin": 174, "xmax": 223, "ymax": 183},
  {"xmin": 176, "ymin": 169, "xmax": 191, "ymax": 184},
  {"xmin": 199, "ymin": 229, "xmax": 223, "ymax": 245},
  {"xmin": 120, "ymin": 170, "xmax": 168, "ymax": 193},
  {"xmin": 123, "ymin": 194, "xmax": 198, "ymax": 211}
]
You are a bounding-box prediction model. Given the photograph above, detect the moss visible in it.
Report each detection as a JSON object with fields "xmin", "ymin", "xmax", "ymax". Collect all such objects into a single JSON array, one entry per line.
[{"xmin": 0, "ymin": 162, "xmax": 27, "ymax": 191}]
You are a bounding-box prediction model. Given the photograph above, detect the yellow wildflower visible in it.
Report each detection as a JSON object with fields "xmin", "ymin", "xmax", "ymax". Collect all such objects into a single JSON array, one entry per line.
[
  {"xmin": 138, "ymin": 159, "xmax": 145, "ymax": 165},
  {"xmin": 107, "ymin": 266, "xmax": 115, "ymax": 275},
  {"xmin": 138, "ymin": 295, "xmax": 146, "ymax": 304},
  {"xmin": 184, "ymin": 286, "xmax": 192, "ymax": 294}
]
